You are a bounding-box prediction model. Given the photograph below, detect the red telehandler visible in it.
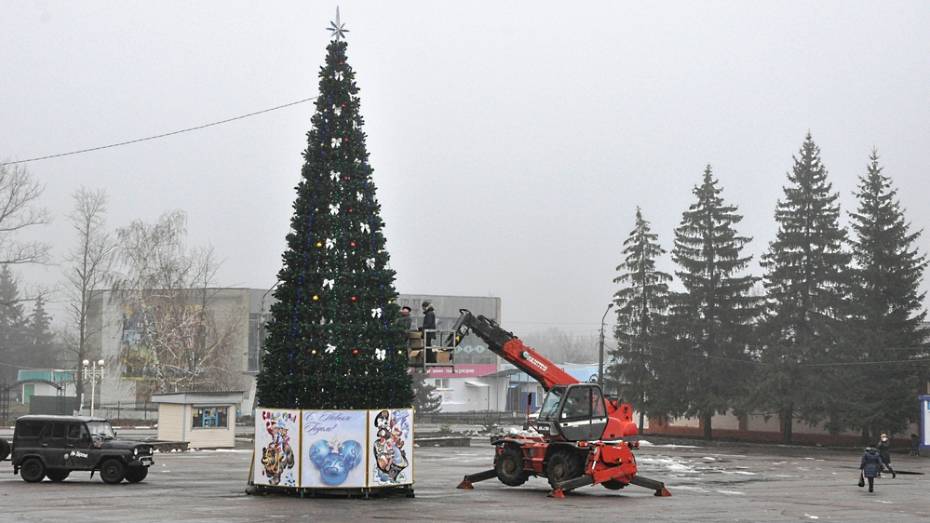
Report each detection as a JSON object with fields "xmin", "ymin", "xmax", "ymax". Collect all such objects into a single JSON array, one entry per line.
[{"xmin": 447, "ymin": 310, "xmax": 671, "ymax": 498}]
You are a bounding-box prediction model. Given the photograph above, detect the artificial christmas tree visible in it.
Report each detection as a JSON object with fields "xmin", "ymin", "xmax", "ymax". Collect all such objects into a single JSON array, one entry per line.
[{"xmin": 256, "ymin": 15, "xmax": 412, "ymax": 412}]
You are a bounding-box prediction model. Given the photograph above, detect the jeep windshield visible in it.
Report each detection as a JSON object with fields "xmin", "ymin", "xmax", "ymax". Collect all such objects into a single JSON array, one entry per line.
[{"xmin": 87, "ymin": 421, "xmax": 115, "ymax": 439}]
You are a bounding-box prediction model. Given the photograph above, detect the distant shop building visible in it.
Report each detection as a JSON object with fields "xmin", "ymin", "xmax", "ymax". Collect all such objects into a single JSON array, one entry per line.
[{"xmin": 15, "ymin": 369, "xmax": 76, "ymax": 405}]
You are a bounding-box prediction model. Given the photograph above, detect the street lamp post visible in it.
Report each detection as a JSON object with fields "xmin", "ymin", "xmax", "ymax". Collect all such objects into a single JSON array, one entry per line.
[
  {"xmin": 82, "ymin": 359, "xmax": 106, "ymax": 417},
  {"xmin": 257, "ymin": 281, "xmax": 282, "ymax": 374},
  {"xmin": 597, "ymin": 303, "xmax": 614, "ymax": 388}
]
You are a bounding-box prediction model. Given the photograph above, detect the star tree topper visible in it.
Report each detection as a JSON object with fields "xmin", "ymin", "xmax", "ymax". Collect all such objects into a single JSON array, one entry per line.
[{"xmin": 327, "ymin": 7, "xmax": 349, "ymax": 41}]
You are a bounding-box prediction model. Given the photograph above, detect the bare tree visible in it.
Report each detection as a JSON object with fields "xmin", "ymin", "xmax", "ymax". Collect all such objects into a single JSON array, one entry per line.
[
  {"xmin": 113, "ymin": 212, "xmax": 237, "ymax": 393},
  {"xmin": 0, "ymin": 163, "xmax": 50, "ymax": 265},
  {"xmin": 65, "ymin": 187, "xmax": 116, "ymax": 400},
  {"xmin": 522, "ymin": 327, "xmax": 600, "ymax": 364}
]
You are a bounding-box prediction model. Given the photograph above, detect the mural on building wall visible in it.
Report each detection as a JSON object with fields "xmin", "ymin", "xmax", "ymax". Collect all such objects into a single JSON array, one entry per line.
[
  {"xmin": 117, "ymin": 297, "xmax": 239, "ymax": 393},
  {"xmin": 368, "ymin": 408, "xmax": 413, "ymax": 486},
  {"xmin": 119, "ymin": 303, "xmax": 153, "ymax": 379},
  {"xmin": 253, "ymin": 409, "xmax": 300, "ymax": 488},
  {"xmin": 301, "ymin": 410, "xmax": 366, "ymax": 488}
]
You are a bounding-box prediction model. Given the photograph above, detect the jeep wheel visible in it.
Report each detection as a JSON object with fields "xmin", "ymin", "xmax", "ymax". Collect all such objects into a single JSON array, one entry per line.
[
  {"xmin": 125, "ymin": 465, "xmax": 148, "ymax": 483},
  {"xmin": 20, "ymin": 458, "xmax": 46, "ymax": 483},
  {"xmin": 100, "ymin": 459, "xmax": 126, "ymax": 484},
  {"xmin": 46, "ymin": 469, "xmax": 70, "ymax": 482},
  {"xmin": 0, "ymin": 439, "xmax": 10, "ymax": 461}
]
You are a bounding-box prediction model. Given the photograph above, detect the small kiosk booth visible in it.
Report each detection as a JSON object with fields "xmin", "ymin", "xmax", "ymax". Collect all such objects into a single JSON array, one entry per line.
[{"xmin": 151, "ymin": 391, "xmax": 244, "ymax": 449}]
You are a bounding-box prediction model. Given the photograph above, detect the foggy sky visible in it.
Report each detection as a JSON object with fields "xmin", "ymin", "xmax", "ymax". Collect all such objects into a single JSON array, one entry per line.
[{"xmin": 2, "ymin": 1, "xmax": 929, "ymax": 338}]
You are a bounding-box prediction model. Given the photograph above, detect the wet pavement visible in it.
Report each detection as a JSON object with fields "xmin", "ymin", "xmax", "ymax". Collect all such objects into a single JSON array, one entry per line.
[{"xmin": 0, "ymin": 440, "xmax": 926, "ymax": 522}]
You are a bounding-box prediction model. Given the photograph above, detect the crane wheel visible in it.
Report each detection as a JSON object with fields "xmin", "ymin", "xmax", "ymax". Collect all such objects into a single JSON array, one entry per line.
[
  {"xmin": 495, "ymin": 446, "xmax": 528, "ymax": 487},
  {"xmin": 546, "ymin": 449, "xmax": 584, "ymax": 488}
]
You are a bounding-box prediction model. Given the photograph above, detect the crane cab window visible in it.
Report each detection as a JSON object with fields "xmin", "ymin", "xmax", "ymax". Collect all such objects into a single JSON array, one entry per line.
[
  {"xmin": 560, "ymin": 385, "xmax": 607, "ymax": 421},
  {"xmin": 538, "ymin": 387, "xmax": 564, "ymax": 421},
  {"xmin": 591, "ymin": 388, "xmax": 606, "ymax": 417},
  {"xmin": 561, "ymin": 387, "xmax": 592, "ymax": 420}
]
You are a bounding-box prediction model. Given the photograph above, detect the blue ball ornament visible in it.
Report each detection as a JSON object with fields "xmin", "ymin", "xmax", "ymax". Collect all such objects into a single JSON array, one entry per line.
[
  {"xmin": 320, "ymin": 453, "xmax": 349, "ymax": 485},
  {"xmin": 309, "ymin": 439, "xmax": 331, "ymax": 467},
  {"xmin": 339, "ymin": 440, "xmax": 362, "ymax": 469}
]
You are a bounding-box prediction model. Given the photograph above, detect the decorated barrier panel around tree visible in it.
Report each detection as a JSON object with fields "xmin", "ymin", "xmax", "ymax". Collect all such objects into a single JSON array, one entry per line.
[
  {"xmin": 254, "ymin": 409, "xmax": 300, "ymax": 488},
  {"xmin": 303, "ymin": 410, "xmax": 367, "ymax": 488},
  {"xmin": 368, "ymin": 408, "xmax": 413, "ymax": 487},
  {"xmin": 252, "ymin": 407, "xmax": 413, "ymax": 490}
]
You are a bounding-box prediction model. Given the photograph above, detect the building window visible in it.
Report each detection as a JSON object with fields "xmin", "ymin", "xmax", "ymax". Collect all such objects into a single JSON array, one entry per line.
[
  {"xmin": 192, "ymin": 406, "xmax": 228, "ymax": 429},
  {"xmin": 433, "ymin": 378, "xmax": 451, "ymax": 390}
]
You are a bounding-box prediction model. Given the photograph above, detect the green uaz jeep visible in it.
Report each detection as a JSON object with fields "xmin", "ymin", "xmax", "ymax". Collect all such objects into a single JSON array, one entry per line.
[{"xmin": 10, "ymin": 415, "xmax": 154, "ymax": 484}]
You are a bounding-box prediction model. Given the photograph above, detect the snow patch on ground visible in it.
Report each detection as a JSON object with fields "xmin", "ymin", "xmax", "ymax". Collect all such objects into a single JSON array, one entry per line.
[
  {"xmin": 671, "ymin": 485, "xmax": 709, "ymax": 493},
  {"xmin": 803, "ymin": 513, "xmax": 820, "ymax": 519},
  {"xmin": 638, "ymin": 440, "xmax": 699, "ymax": 449},
  {"xmin": 507, "ymin": 428, "xmax": 541, "ymax": 437},
  {"xmin": 636, "ymin": 456, "xmax": 697, "ymax": 474},
  {"xmin": 716, "ymin": 489, "xmax": 746, "ymax": 495}
]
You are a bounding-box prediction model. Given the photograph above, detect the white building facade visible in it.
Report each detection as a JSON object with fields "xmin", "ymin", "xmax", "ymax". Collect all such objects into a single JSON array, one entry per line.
[{"xmin": 88, "ymin": 289, "xmax": 503, "ymax": 417}]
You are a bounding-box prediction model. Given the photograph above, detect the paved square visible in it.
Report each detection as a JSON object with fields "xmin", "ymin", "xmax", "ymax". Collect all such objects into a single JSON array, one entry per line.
[{"xmin": 0, "ymin": 441, "xmax": 926, "ymax": 522}]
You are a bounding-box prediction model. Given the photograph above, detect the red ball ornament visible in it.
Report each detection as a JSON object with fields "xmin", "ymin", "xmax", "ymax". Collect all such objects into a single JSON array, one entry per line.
[
  {"xmin": 350, "ymin": 241, "xmax": 357, "ymax": 248},
  {"xmin": 352, "ymin": 348, "xmax": 360, "ymax": 356},
  {"xmin": 350, "ymin": 296, "xmax": 358, "ymax": 302},
  {"xmin": 347, "ymin": 208, "xmax": 353, "ymax": 213}
]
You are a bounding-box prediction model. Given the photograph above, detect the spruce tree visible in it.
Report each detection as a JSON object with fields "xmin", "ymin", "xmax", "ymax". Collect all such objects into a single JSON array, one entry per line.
[
  {"xmin": 410, "ymin": 371, "xmax": 442, "ymax": 414},
  {"xmin": 758, "ymin": 133, "xmax": 850, "ymax": 443},
  {"xmin": 256, "ymin": 28, "xmax": 412, "ymax": 410},
  {"xmin": 0, "ymin": 265, "xmax": 27, "ymax": 383},
  {"xmin": 24, "ymin": 295, "xmax": 58, "ymax": 369},
  {"xmin": 848, "ymin": 150, "xmax": 927, "ymax": 439},
  {"xmin": 608, "ymin": 207, "xmax": 672, "ymax": 431},
  {"xmin": 669, "ymin": 166, "xmax": 758, "ymax": 440}
]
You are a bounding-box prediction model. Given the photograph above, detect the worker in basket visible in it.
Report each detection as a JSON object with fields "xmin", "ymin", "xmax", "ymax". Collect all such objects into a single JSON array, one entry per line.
[{"xmin": 420, "ymin": 300, "xmax": 437, "ymax": 363}]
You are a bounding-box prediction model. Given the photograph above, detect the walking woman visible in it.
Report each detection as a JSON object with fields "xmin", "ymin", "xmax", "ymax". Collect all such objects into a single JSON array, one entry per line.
[{"xmin": 859, "ymin": 446, "xmax": 887, "ymax": 493}]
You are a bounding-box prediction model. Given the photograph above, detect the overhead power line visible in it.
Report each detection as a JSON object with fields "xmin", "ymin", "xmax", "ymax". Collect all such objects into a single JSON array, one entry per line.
[
  {"xmin": 0, "ymin": 96, "xmax": 318, "ymax": 167},
  {"xmin": 687, "ymin": 353, "xmax": 930, "ymax": 368}
]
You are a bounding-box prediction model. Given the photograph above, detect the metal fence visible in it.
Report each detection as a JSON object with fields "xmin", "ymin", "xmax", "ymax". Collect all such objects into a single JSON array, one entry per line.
[{"xmin": 92, "ymin": 401, "xmax": 159, "ymax": 422}]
